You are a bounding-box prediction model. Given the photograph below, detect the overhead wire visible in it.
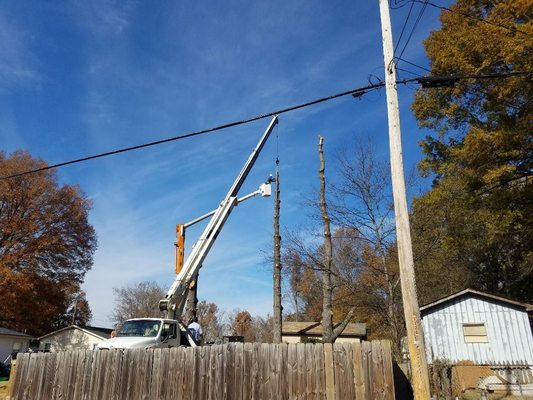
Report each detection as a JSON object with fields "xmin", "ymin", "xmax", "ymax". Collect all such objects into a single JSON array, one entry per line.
[
  {"xmin": 275, "ymin": 120, "xmax": 280, "ymax": 167},
  {"xmin": 396, "ymin": 0, "xmax": 429, "ymax": 62},
  {"xmin": 389, "ymin": 0, "xmax": 412, "ymax": 10},
  {"xmin": 393, "ymin": 0, "xmax": 416, "ymax": 55},
  {"xmin": 394, "ymin": 56, "xmax": 433, "ymax": 74},
  {"xmin": 1, "ymin": 70, "xmax": 531, "ymax": 181},
  {"xmin": 413, "ymin": 0, "xmax": 529, "ymax": 36},
  {"xmin": 396, "ymin": 66, "xmax": 421, "ymax": 77},
  {"xmin": 0, "ymin": 83, "xmax": 385, "ymax": 181}
]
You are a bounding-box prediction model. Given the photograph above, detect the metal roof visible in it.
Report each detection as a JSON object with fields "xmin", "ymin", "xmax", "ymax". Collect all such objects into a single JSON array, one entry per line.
[
  {"xmin": 420, "ymin": 288, "xmax": 533, "ymax": 314},
  {"xmin": 0, "ymin": 327, "xmax": 32, "ymax": 338},
  {"xmin": 38, "ymin": 325, "xmax": 114, "ymax": 341},
  {"xmin": 282, "ymin": 321, "xmax": 366, "ymax": 337}
]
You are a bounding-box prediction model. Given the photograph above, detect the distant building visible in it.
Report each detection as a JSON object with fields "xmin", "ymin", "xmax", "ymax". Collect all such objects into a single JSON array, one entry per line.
[
  {"xmin": 421, "ymin": 288, "xmax": 533, "ymax": 365},
  {"xmin": 223, "ymin": 336, "xmax": 244, "ymax": 344},
  {"xmin": 421, "ymin": 289, "xmax": 533, "ymax": 394},
  {"xmin": 38, "ymin": 325, "xmax": 114, "ymax": 352},
  {"xmin": 282, "ymin": 321, "xmax": 366, "ymax": 344},
  {"xmin": 0, "ymin": 328, "xmax": 31, "ymax": 362}
]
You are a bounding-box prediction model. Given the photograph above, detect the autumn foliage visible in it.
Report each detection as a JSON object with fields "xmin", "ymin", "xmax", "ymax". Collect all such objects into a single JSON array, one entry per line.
[
  {"xmin": 231, "ymin": 310, "xmax": 256, "ymax": 342},
  {"xmin": 411, "ymin": 0, "xmax": 532, "ymax": 302},
  {"xmin": 0, "ymin": 151, "xmax": 97, "ymax": 335}
]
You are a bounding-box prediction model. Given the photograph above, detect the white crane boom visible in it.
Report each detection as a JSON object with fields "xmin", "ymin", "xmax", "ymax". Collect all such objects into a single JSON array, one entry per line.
[{"xmin": 159, "ymin": 116, "xmax": 278, "ymax": 320}]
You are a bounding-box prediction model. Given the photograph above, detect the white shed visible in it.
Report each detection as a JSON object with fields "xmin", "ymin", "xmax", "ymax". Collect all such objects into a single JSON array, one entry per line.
[
  {"xmin": 421, "ymin": 289, "xmax": 533, "ymax": 365},
  {"xmin": 0, "ymin": 327, "xmax": 31, "ymax": 362},
  {"xmin": 38, "ymin": 325, "xmax": 113, "ymax": 352}
]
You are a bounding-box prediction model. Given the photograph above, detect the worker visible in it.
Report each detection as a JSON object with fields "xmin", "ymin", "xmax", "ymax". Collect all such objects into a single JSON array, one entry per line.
[
  {"xmin": 144, "ymin": 322, "xmax": 159, "ymax": 337},
  {"xmin": 187, "ymin": 317, "xmax": 202, "ymax": 345}
]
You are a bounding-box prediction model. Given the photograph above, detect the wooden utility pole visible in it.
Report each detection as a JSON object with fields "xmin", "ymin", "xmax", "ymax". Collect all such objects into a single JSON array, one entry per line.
[
  {"xmin": 378, "ymin": 1, "xmax": 431, "ymax": 399},
  {"xmin": 272, "ymin": 158, "xmax": 282, "ymax": 343}
]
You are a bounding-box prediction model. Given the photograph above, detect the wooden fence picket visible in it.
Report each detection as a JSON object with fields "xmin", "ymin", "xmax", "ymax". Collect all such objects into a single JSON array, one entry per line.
[
  {"xmin": 324, "ymin": 343, "xmax": 335, "ymax": 400},
  {"xmin": 9, "ymin": 340, "xmax": 395, "ymax": 400},
  {"xmin": 353, "ymin": 342, "xmax": 365, "ymax": 400}
]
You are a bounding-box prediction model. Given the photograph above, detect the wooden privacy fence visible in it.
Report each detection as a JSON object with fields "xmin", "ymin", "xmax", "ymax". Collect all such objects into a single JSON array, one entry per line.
[{"xmin": 11, "ymin": 340, "xmax": 395, "ymax": 400}]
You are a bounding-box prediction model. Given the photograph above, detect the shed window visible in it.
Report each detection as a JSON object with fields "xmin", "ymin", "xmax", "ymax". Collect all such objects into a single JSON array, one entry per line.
[{"xmin": 462, "ymin": 323, "xmax": 488, "ymax": 343}]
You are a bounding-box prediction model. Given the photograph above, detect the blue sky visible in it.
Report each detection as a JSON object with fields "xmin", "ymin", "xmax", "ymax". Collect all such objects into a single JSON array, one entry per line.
[{"xmin": 1, "ymin": 1, "xmax": 447, "ymax": 328}]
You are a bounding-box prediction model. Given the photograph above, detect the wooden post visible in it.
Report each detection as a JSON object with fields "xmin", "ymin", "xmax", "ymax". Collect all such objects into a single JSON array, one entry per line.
[{"xmin": 378, "ymin": 1, "xmax": 431, "ymax": 399}]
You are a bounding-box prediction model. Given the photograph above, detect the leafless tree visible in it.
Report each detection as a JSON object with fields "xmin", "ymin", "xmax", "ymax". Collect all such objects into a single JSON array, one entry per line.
[
  {"xmin": 318, "ymin": 136, "xmax": 356, "ymax": 342},
  {"xmin": 111, "ymin": 281, "xmax": 165, "ymax": 328},
  {"xmin": 196, "ymin": 300, "xmax": 224, "ymax": 344},
  {"xmin": 331, "ymin": 139, "xmax": 405, "ymax": 360}
]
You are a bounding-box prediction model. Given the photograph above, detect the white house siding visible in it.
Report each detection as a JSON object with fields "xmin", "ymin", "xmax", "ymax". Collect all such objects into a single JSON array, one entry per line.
[
  {"xmin": 422, "ymin": 296, "xmax": 533, "ymax": 365},
  {"xmin": 0, "ymin": 336, "xmax": 30, "ymax": 362},
  {"xmin": 39, "ymin": 328, "xmax": 104, "ymax": 352}
]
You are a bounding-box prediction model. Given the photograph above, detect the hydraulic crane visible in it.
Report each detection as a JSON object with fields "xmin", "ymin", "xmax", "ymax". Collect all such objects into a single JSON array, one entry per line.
[
  {"xmin": 174, "ymin": 178, "xmax": 273, "ymax": 322},
  {"xmin": 96, "ymin": 116, "xmax": 278, "ymax": 350},
  {"xmin": 159, "ymin": 116, "xmax": 278, "ymax": 320}
]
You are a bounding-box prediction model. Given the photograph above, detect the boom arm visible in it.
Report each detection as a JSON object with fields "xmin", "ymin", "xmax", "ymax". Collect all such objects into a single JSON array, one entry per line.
[
  {"xmin": 159, "ymin": 116, "xmax": 278, "ymax": 320},
  {"xmin": 175, "ymin": 181, "xmax": 273, "ymax": 274}
]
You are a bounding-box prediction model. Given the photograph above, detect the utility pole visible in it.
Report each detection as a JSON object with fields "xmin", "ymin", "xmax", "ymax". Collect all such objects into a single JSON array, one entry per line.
[{"xmin": 378, "ymin": 1, "xmax": 431, "ymax": 399}]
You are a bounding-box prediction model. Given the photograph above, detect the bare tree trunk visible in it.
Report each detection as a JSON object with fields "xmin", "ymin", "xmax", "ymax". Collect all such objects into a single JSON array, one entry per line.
[
  {"xmin": 319, "ymin": 136, "xmax": 356, "ymax": 343},
  {"xmin": 272, "ymin": 161, "xmax": 282, "ymax": 343},
  {"xmin": 183, "ymin": 271, "xmax": 199, "ymax": 324},
  {"xmin": 331, "ymin": 307, "xmax": 356, "ymax": 339},
  {"xmin": 318, "ymin": 136, "xmax": 334, "ymax": 342}
]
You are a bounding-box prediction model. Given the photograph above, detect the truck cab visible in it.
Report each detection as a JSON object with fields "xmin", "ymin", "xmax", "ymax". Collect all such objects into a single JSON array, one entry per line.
[{"xmin": 96, "ymin": 318, "xmax": 193, "ymax": 350}]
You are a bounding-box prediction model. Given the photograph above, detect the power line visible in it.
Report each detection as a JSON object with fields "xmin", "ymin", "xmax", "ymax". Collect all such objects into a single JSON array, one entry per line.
[
  {"xmin": 415, "ymin": 70, "xmax": 531, "ymax": 88},
  {"xmin": 396, "ymin": 66, "xmax": 421, "ymax": 77},
  {"xmin": 394, "ymin": 0, "xmax": 416, "ymax": 54},
  {"xmin": 389, "ymin": 0, "xmax": 412, "ymax": 10},
  {"xmin": 435, "ymin": 70, "xmax": 530, "ymax": 81},
  {"xmin": 396, "ymin": 0, "xmax": 429, "ymax": 61},
  {"xmin": 1, "ymin": 70, "xmax": 531, "ymax": 181},
  {"xmin": 395, "ymin": 56, "xmax": 433, "ymax": 74},
  {"xmin": 0, "ymin": 83, "xmax": 385, "ymax": 181},
  {"xmin": 413, "ymin": 0, "xmax": 528, "ymax": 35}
]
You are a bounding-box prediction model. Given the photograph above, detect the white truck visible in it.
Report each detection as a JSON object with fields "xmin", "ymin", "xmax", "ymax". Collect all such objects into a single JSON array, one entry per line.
[
  {"xmin": 96, "ymin": 318, "xmax": 183, "ymax": 350},
  {"xmin": 96, "ymin": 116, "xmax": 278, "ymax": 350}
]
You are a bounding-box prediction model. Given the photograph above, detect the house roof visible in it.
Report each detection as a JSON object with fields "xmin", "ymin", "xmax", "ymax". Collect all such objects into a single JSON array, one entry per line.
[
  {"xmin": 282, "ymin": 321, "xmax": 366, "ymax": 337},
  {"xmin": 420, "ymin": 289, "xmax": 533, "ymax": 315},
  {"xmin": 0, "ymin": 327, "xmax": 32, "ymax": 338},
  {"xmin": 38, "ymin": 325, "xmax": 114, "ymax": 341},
  {"xmin": 81, "ymin": 326, "xmax": 114, "ymax": 339}
]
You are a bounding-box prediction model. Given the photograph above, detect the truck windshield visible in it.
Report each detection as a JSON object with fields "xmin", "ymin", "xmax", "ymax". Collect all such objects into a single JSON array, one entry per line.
[{"xmin": 117, "ymin": 320, "xmax": 161, "ymax": 337}]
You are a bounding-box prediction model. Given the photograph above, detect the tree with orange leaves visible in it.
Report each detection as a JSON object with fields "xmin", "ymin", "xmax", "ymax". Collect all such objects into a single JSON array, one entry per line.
[
  {"xmin": 231, "ymin": 310, "xmax": 256, "ymax": 342},
  {"xmin": 0, "ymin": 151, "xmax": 97, "ymax": 335}
]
